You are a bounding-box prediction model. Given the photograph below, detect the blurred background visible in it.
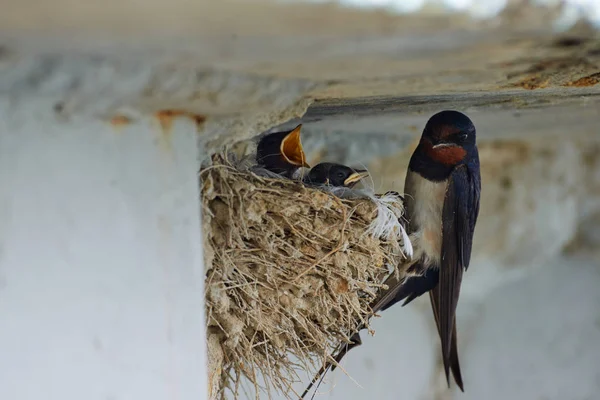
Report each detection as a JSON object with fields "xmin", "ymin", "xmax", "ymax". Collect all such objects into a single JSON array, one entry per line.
[{"xmin": 1, "ymin": 1, "xmax": 599, "ymax": 400}]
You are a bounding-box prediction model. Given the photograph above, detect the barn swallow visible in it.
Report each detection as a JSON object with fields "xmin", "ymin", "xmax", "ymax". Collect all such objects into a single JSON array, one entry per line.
[
  {"xmin": 256, "ymin": 124, "xmax": 310, "ymax": 178},
  {"xmin": 301, "ymin": 111, "xmax": 480, "ymax": 399},
  {"xmin": 377, "ymin": 110, "xmax": 481, "ymax": 391},
  {"xmin": 304, "ymin": 162, "xmax": 369, "ymax": 188}
]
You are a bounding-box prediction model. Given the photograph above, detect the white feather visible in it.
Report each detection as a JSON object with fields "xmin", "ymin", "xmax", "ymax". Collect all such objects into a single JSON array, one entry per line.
[
  {"xmin": 365, "ymin": 192, "xmax": 413, "ymax": 259},
  {"xmin": 317, "ymin": 185, "xmax": 413, "ymax": 258}
]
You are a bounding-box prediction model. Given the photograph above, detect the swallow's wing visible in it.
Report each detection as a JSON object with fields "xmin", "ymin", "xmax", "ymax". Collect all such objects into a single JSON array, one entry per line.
[
  {"xmin": 378, "ymin": 266, "xmax": 438, "ymax": 310},
  {"xmin": 462, "ymin": 158, "xmax": 481, "ymax": 270},
  {"xmin": 429, "ymin": 287, "xmax": 464, "ymax": 390},
  {"xmin": 445, "ymin": 161, "xmax": 480, "ymax": 275},
  {"xmin": 434, "ymin": 161, "xmax": 480, "ymax": 389}
]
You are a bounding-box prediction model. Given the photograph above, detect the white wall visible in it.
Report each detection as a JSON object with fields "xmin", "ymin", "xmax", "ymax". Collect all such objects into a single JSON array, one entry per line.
[
  {"xmin": 0, "ymin": 105, "xmax": 208, "ymax": 400},
  {"xmin": 284, "ymin": 256, "xmax": 600, "ymax": 400}
]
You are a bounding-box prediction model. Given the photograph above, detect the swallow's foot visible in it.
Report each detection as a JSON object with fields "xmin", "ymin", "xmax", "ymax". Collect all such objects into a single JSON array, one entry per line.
[{"xmin": 383, "ymin": 190, "xmax": 403, "ymax": 200}]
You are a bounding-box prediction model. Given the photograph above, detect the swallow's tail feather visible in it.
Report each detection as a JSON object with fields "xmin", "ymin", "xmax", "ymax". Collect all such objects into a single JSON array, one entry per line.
[
  {"xmin": 449, "ymin": 323, "xmax": 464, "ymax": 391},
  {"xmin": 432, "ymin": 164, "xmax": 474, "ymax": 391},
  {"xmin": 429, "ymin": 265, "xmax": 464, "ymax": 392}
]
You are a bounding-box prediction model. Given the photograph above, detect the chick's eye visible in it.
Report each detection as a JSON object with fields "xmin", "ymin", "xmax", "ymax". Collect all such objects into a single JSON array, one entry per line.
[{"xmin": 338, "ymin": 172, "xmax": 345, "ymax": 179}]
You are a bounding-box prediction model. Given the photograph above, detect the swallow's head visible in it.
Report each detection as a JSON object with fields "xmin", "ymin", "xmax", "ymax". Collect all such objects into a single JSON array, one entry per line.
[
  {"xmin": 256, "ymin": 124, "xmax": 310, "ymax": 173},
  {"xmin": 420, "ymin": 110, "xmax": 476, "ymax": 166},
  {"xmin": 307, "ymin": 162, "xmax": 369, "ymax": 188}
]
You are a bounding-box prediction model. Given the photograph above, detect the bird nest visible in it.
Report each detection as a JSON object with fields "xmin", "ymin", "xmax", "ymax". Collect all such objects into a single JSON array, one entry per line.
[{"xmin": 201, "ymin": 155, "xmax": 411, "ymax": 399}]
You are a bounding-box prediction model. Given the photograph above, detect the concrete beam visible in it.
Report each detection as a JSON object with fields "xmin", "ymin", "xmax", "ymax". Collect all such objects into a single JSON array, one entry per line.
[{"xmin": 0, "ymin": 108, "xmax": 207, "ymax": 399}]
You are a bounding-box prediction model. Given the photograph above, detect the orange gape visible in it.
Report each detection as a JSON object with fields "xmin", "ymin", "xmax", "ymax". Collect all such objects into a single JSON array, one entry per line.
[{"xmin": 281, "ymin": 125, "xmax": 310, "ymax": 167}]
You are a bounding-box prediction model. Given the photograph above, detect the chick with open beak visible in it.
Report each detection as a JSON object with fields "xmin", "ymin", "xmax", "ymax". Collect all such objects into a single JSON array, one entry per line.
[
  {"xmin": 304, "ymin": 162, "xmax": 369, "ymax": 188},
  {"xmin": 256, "ymin": 124, "xmax": 310, "ymax": 178}
]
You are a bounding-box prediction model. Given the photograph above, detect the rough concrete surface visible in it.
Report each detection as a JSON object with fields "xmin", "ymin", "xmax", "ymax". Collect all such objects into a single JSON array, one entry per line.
[
  {"xmin": 1, "ymin": 1, "xmax": 598, "ymax": 154},
  {"xmin": 0, "ymin": 99, "xmax": 208, "ymax": 400},
  {"xmin": 0, "ymin": 1, "xmax": 599, "ymax": 399}
]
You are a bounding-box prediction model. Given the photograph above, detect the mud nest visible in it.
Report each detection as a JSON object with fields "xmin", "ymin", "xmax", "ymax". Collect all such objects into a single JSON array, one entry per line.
[{"xmin": 201, "ymin": 156, "xmax": 410, "ymax": 399}]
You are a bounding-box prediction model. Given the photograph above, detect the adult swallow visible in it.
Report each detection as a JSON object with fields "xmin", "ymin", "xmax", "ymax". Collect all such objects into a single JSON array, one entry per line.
[
  {"xmin": 304, "ymin": 162, "xmax": 369, "ymax": 188},
  {"xmin": 302, "ymin": 111, "xmax": 480, "ymax": 399},
  {"xmin": 377, "ymin": 110, "xmax": 481, "ymax": 391},
  {"xmin": 256, "ymin": 124, "xmax": 310, "ymax": 178}
]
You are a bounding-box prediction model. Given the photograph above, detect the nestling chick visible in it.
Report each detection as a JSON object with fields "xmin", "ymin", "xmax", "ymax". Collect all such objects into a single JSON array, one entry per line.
[{"xmin": 304, "ymin": 162, "xmax": 369, "ymax": 188}]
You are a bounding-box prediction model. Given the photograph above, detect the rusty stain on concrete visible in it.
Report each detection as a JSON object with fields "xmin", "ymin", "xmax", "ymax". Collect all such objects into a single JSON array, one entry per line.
[
  {"xmin": 108, "ymin": 115, "xmax": 133, "ymax": 133},
  {"xmin": 156, "ymin": 110, "xmax": 180, "ymax": 134},
  {"xmin": 109, "ymin": 115, "xmax": 132, "ymax": 127},
  {"xmin": 565, "ymin": 72, "xmax": 600, "ymax": 87},
  {"xmin": 153, "ymin": 109, "xmax": 207, "ymax": 155},
  {"xmin": 155, "ymin": 110, "xmax": 207, "ymax": 133},
  {"xmin": 513, "ymin": 76, "xmax": 551, "ymax": 90}
]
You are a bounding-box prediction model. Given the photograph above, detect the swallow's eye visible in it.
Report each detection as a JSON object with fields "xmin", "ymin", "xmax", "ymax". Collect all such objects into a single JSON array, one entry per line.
[{"xmin": 458, "ymin": 132, "xmax": 468, "ymax": 142}]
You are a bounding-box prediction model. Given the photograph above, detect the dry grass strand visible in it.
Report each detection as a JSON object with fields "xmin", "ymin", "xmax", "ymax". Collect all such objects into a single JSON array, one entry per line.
[{"xmin": 201, "ymin": 155, "xmax": 410, "ymax": 399}]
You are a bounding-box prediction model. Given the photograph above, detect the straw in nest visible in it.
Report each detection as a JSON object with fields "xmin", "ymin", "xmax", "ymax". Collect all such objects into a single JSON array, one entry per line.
[{"xmin": 201, "ymin": 155, "xmax": 412, "ymax": 399}]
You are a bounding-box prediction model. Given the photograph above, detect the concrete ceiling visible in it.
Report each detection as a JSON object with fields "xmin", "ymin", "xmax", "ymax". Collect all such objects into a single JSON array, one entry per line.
[{"xmin": 0, "ymin": 0, "xmax": 597, "ymax": 156}]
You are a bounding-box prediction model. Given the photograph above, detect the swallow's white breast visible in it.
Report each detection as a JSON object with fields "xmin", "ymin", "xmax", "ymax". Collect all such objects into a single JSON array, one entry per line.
[{"xmin": 404, "ymin": 170, "xmax": 447, "ymax": 267}]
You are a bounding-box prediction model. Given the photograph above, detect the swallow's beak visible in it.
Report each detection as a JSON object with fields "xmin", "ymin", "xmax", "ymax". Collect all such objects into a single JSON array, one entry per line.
[
  {"xmin": 432, "ymin": 142, "xmax": 458, "ymax": 149},
  {"xmin": 281, "ymin": 124, "xmax": 310, "ymax": 168},
  {"xmin": 344, "ymin": 170, "xmax": 369, "ymax": 187}
]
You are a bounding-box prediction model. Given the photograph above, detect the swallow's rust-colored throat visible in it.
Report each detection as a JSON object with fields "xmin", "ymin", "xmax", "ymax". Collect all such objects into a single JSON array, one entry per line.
[{"xmin": 422, "ymin": 138, "xmax": 466, "ymax": 166}]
